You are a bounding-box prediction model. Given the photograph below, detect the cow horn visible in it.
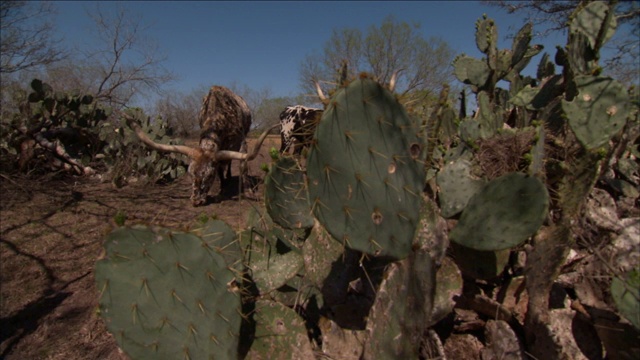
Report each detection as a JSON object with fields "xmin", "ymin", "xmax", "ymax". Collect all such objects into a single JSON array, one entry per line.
[
  {"xmin": 389, "ymin": 70, "xmax": 398, "ymax": 92},
  {"xmin": 215, "ymin": 123, "xmax": 281, "ymax": 161},
  {"xmin": 314, "ymin": 81, "xmax": 329, "ymax": 105},
  {"xmin": 125, "ymin": 115, "xmax": 201, "ymax": 159}
]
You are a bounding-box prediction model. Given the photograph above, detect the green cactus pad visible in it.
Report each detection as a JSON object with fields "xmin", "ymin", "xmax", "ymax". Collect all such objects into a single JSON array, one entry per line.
[
  {"xmin": 453, "ymin": 55, "xmax": 490, "ymax": 88},
  {"xmin": 190, "ymin": 218, "xmax": 242, "ymax": 271},
  {"xmin": 562, "ymin": 75, "xmax": 630, "ymax": 150},
  {"xmin": 307, "ymin": 77, "xmax": 425, "ymax": 260},
  {"xmin": 268, "ymin": 275, "xmax": 324, "ymax": 310},
  {"xmin": 528, "ymin": 124, "xmax": 546, "ymax": 177},
  {"xmin": 245, "ymin": 300, "xmax": 315, "ymax": 359},
  {"xmin": 95, "ymin": 225, "xmax": 241, "ymax": 360},
  {"xmin": 436, "ymin": 159, "xmax": 485, "ymax": 218},
  {"xmin": 570, "ymin": 1, "xmax": 617, "ymax": 51},
  {"xmin": 264, "ymin": 156, "xmax": 314, "ymax": 229},
  {"xmin": 477, "ymin": 91, "xmax": 503, "ymax": 139},
  {"xmin": 459, "ymin": 119, "xmax": 482, "ymax": 144},
  {"xmin": 611, "ymin": 269, "xmax": 640, "ymax": 330},
  {"xmin": 511, "ymin": 23, "xmax": 533, "ymax": 66},
  {"xmin": 475, "ymin": 15, "xmax": 497, "ymax": 54},
  {"xmin": 239, "ymin": 228, "xmax": 304, "ymax": 294},
  {"xmin": 450, "ymin": 172, "xmax": 549, "ymax": 251}
]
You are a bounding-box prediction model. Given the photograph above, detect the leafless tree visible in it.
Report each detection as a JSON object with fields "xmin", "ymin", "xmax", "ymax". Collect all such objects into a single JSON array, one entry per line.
[
  {"xmin": 86, "ymin": 4, "xmax": 174, "ymax": 108},
  {"xmin": 300, "ymin": 15, "xmax": 456, "ymax": 105},
  {"xmin": 153, "ymin": 88, "xmax": 206, "ymax": 138},
  {"xmin": 0, "ymin": 1, "xmax": 66, "ymax": 74}
]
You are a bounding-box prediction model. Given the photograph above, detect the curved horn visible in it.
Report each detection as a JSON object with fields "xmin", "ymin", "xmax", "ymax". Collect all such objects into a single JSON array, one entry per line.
[
  {"xmin": 314, "ymin": 81, "xmax": 329, "ymax": 105},
  {"xmin": 388, "ymin": 70, "xmax": 398, "ymax": 92},
  {"xmin": 125, "ymin": 116, "xmax": 201, "ymax": 159},
  {"xmin": 215, "ymin": 123, "xmax": 281, "ymax": 162}
]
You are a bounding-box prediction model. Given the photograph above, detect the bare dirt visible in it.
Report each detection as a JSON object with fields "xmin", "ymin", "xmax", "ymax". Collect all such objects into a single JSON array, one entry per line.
[{"xmin": 0, "ymin": 137, "xmax": 280, "ymax": 359}]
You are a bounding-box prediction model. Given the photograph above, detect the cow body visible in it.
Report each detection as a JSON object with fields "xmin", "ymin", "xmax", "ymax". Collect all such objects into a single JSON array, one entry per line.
[
  {"xmin": 190, "ymin": 86, "xmax": 252, "ymax": 205},
  {"xmin": 279, "ymin": 105, "xmax": 323, "ymax": 155}
]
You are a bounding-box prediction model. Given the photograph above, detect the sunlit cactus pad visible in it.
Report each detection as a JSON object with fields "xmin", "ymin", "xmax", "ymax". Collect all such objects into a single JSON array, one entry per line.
[
  {"xmin": 95, "ymin": 225, "xmax": 241, "ymax": 360},
  {"xmin": 307, "ymin": 77, "xmax": 425, "ymax": 259}
]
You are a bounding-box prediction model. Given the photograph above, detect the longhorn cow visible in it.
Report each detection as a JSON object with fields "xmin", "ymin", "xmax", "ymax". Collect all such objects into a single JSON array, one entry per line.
[{"xmin": 126, "ymin": 85, "xmax": 276, "ymax": 206}]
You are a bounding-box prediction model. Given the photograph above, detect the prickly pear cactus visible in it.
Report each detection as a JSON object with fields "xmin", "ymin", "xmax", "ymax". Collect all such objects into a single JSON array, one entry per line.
[
  {"xmin": 264, "ymin": 156, "xmax": 314, "ymax": 229},
  {"xmin": 561, "ymin": 75, "xmax": 630, "ymax": 150},
  {"xmin": 450, "ymin": 172, "xmax": 549, "ymax": 251},
  {"xmin": 95, "ymin": 225, "xmax": 242, "ymax": 360},
  {"xmin": 611, "ymin": 269, "xmax": 640, "ymax": 330},
  {"xmin": 453, "ymin": 55, "xmax": 490, "ymax": 88},
  {"xmin": 436, "ymin": 158, "xmax": 485, "ymax": 218},
  {"xmin": 239, "ymin": 227, "xmax": 304, "ymax": 294},
  {"xmin": 245, "ymin": 300, "xmax": 315, "ymax": 359},
  {"xmin": 190, "ymin": 218, "xmax": 243, "ymax": 271},
  {"xmin": 307, "ymin": 76, "xmax": 425, "ymax": 260},
  {"xmin": 362, "ymin": 250, "xmax": 434, "ymax": 359},
  {"xmin": 569, "ymin": 1, "xmax": 617, "ymax": 53},
  {"xmin": 302, "ymin": 220, "xmax": 345, "ymax": 287},
  {"xmin": 428, "ymin": 256, "xmax": 463, "ymax": 326}
]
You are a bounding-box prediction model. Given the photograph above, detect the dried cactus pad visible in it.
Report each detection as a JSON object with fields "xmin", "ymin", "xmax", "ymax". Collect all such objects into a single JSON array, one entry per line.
[
  {"xmin": 95, "ymin": 225, "xmax": 241, "ymax": 360},
  {"xmin": 450, "ymin": 172, "xmax": 548, "ymax": 251},
  {"xmin": 307, "ymin": 77, "xmax": 425, "ymax": 259}
]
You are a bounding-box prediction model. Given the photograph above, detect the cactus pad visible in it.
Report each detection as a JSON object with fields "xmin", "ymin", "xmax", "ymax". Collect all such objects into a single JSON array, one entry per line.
[
  {"xmin": 190, "ymin": 218, "xmax": 242, "ymax": 271},
  {"xmin": 562, "ymin": 75, "xmax": 630, "ymax": 150},
  {"xmin": 245, "ymin": 300, "xmax": 315, "ymax": 359},
  {"xmin": 570, "ymin": 1, "xmax": 617, "ymax": 51},
  {"xmin": 264, "ymin": 156, "xmax": 314, "ymax": 229},
  {"xmin": 302, "ymin": 220, "xmax": 345, "ymax": 287},
  {"xmin": 437, "ymin": 159, "xmax": 485, "ymax": 218},
  {"xmin": 362, "ymin": 250, "xmax": 434, "ymax": 359},
  {"xmin": 450, "ymin": 172, "xmax": 548, "ymax": 251},
  {"xmin": 95, "ymin": 225, "xmax": 242, "ymax": 360},
  {"xmin": 307, "ymin": 77, "xmax": 425, "ymax": 259},
  {"xmin": 453, "ymin": 55, "xmax": 490, "ymax": 88},
  {"xmin": 239, "ymin": 228, "xmax": 304, "ymax": 294},
  {"xmin": 611, "ymin": 269, "xmax": 640, "ymax": 330}
]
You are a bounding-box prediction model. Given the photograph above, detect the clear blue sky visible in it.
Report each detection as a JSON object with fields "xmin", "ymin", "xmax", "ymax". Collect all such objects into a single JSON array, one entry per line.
[{"xmin": 52, "ymin": 1, "xmax": 567, "ymax": 102}]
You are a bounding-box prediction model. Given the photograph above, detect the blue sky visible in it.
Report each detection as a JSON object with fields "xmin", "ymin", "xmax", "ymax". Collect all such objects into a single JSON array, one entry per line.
[{"xmin": 51, "ymin": 1, "xmax": 568, "ymax": 102}]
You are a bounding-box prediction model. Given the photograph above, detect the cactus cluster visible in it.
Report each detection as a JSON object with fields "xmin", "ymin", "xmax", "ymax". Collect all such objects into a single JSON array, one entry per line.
[
  {"xmin": 99, "ymin": 108, "xmax": 188, "ymax": 186},
  {"xmin": 95, "ymin": 2, "xmax": 638, "ymax": 358}
]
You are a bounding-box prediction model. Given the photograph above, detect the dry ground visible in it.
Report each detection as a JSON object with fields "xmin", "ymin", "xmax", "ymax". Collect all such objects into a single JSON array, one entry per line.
[{"xmin": 0, "ymin": 137, "xmax": 280, "ymax": 359}]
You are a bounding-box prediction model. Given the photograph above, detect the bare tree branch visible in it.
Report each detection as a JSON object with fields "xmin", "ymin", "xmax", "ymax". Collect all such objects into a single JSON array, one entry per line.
[
  {"xmin": 300, "ymin": 16, "xmax": 455, "ymax": 104},
  {"xmin": 0, "ymin": 1, "xmax": 67, "ymax": 74},
  {"xmin": 83, "ymin": 4, "xmax": 174, "ymax": 108}
]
